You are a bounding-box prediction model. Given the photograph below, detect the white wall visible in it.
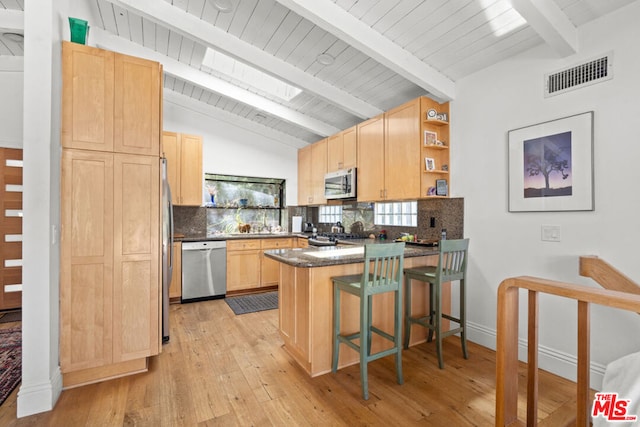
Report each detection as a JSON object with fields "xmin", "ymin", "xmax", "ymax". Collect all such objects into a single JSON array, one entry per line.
[
  {"xmin": 163, "ymin": 98, "xmax": 299, "ymax": 206},
  {"xmin": 0, "ymin": 69, "xmax": 23, "ymax": 148},
  {"xmin": 451, "ymin": 2, "xmax": 640, "ymax": 388}
]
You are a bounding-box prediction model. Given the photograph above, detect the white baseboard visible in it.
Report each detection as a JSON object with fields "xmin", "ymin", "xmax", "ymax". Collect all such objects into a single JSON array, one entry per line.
[
  {"xmin": 466, "ymin": 321, "xmax": 606, "ymax": 390},
  {"xmin": 17, "ymin": 366, "xmax": 63, "ymax": 418}
]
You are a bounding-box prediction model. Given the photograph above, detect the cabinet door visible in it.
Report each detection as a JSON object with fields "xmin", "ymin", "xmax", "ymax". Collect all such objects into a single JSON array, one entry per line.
[
  {"xmin": 385, "ymin": 98, "xmax": 421, "ymax": 200},
  {"xmin": 342, "ymin": 126, "xmax": 357, "ymax": 169},
  {"xmin": 310, "ymin": 139, "xmax": 327, "ymax": 205},
  {"xmin": 114, "ymin": 53, "xmax": 161, "ymax": 156},
  {"xmin": 297, "ymin": 144, "xmax": 312, "ymax": 205},
  {"xmin": 61, "ymin": 42, "xmax": 114, "ymax": 152},
  {"xmin": 60, "ymin": 149, "xmax": 114, "ymax": 372},
  {"xmin": 261, "ymin": 238, "xmax": 293, "ymax": 286},
  {"xmin": 179, "ymin": 134, "xmax": 203, "ymax": 206},
  {"xmin": 327, "ymin": 133, "xmax": 343, "ymax": 172},
  {"xmin": 226, "ymin": 250, "xmax": 261, "ymax": 291},
  {"xmin": 169, "ymin": 242, "xmax": 182, "ymax": 301},
  {"xmin": 162, "ymin": 132, "xmax": 180, "ymax": 205},
  {"xmin": 113, "ymin": 154, "xmax": 160, "ymax": 362},
  {"xmin": 357, "ymin": 115, "xmax": 385, "ymax": 201}
]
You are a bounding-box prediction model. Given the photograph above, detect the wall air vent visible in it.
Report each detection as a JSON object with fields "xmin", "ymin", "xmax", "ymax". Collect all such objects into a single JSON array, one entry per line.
[{"xmin": 544, "ymin": 52, "xmax": 613, "ymax": 97}]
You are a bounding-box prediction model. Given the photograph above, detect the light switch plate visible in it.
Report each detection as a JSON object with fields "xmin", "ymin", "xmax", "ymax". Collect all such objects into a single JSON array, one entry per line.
[{"xmin": 541, "ymin": 225, "xmax": 561, "ymax": 242}]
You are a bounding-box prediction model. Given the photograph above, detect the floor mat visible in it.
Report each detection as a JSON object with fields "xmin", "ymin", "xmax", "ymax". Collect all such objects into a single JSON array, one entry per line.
[
  {"xmin": 225, "ymin": 291, "xmax": 278, "ymax": 315},
  {"xmin": 0, "ymin": 311, "xmax": 21, "ymax": 324},
  {"xmin": 0, "ymin": 327, "xmax": 21, "ymax": 407}
]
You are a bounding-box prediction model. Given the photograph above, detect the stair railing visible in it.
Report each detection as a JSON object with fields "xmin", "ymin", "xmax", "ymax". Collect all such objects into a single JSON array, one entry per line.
[{"xmin": 496, "ymin": 256, "xmax": 640, "ymax": 426}]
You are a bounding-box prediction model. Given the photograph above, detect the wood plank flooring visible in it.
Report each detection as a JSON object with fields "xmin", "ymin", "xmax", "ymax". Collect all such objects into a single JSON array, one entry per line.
[{"xmin": 0, "ymin": 299, "xmax": 581, "ymax": 426}]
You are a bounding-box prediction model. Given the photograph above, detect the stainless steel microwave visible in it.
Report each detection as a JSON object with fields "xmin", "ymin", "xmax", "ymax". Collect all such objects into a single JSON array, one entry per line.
[{"xmin": 324, "ymin": 168, "xmax": 356, "ymax": 199}]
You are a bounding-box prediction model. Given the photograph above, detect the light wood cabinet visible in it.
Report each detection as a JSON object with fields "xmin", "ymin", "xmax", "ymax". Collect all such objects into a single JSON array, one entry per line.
[
  {"xmin": 297, "ymin": 138, "xmax": 327, "ymax": 206},
  {"xmin": 226, "ymin": 240, "xmax": 261, "ymax": 292},
  {"xmin": 62, "ymin": 42, "xmax": 160, "ymax": 156},
  {"xmin": 227, "ymin": 238, "xmax": 294, "ymax": 292},
  {"xmin": 261, "ymin": 238, "xmax": 293, "ymax": 287},
  {"xmin": 357, "ymin": 97, "xmax": 450, "ymax": 201},
  {"xmin": 61, "ymin": 150, "xmax": 160, "ymax": 370},
  {"xmin": 384, "ymin": 98, "xmax": 421, "ymax": 200},
  {"xmin": 327, "ymin": 126, "xmax": 356, "ymax": 172},
  {"xmin": 162, "ymin": 132, "xmax": 203, "ymax": 206},
  {"xmin": 60, "ymin": 42, "xmax": 162, "ymax": 387},
  {"xmin": 169, "ymin": 242, "xmax": 182, "ymax": 302},
  {"xmin": 357, "ymin": 114, "xmax": 385, "ymax": 201}
]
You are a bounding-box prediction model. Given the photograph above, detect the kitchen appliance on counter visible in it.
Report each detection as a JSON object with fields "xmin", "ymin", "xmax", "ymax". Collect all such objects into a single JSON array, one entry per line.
[
  {"xmin": 331, "ymin": 221, "xmax": 345, "ymax": 233},
  {"xmin": 324, "ymin": 168, "xmax": 356, "ymax": 199},
  {"xmin": 161, "ymin": 158, "xmax": 173, "ymax": 343},
  {"xmin": 303, "ymin": 222, "xmax": 315, "ymax": 232},
  {"xmin": 307, "ymin": 232, "xmax": 364, "ymax": 247},
  {"xmin": 182, "ymin": 241, "xmax": 227, "ymax": 302}
]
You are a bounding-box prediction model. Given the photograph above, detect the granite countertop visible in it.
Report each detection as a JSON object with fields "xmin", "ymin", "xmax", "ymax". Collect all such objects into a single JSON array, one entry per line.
[
  {"xmin": 175, "ymin": 232, "xmax": 309, "ymax": 242},
  {"xmin": 264, "ymin": 241, "xmax": 439, "ymax": 268}
]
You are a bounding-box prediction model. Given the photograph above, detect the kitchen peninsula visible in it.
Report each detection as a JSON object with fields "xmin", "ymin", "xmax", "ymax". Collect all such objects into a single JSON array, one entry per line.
[{"xmin": 265, "ymin": 243, "xmax": 447, "ymax": 377}]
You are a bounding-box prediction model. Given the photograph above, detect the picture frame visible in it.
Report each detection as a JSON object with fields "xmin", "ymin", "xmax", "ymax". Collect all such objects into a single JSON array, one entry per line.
[
  {"xmin": 424, "ymin": 130, "xmax": 438, "ymax": 146},
  {"xmin": 436, "ymin": 179, "xmax": 448, "ymax": 196},
  {"xmin": 508, "ymin": 111, "xmax": 594, "ymax": 212},
  {"xmin": 425, "ymin": 157, "xmax": 435, "ymax": 171}
]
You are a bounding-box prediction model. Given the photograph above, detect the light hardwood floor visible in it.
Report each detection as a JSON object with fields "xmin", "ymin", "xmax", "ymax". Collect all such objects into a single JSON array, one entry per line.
[{"xmin": 0, "ymin": 299, "xmax": 581, "ymax": 426}]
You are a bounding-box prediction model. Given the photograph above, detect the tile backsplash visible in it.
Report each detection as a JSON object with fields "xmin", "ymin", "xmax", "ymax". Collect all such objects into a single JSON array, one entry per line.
[{"xmin": 174, "ymin": 198, "xmax": 464, "ymax": 241}]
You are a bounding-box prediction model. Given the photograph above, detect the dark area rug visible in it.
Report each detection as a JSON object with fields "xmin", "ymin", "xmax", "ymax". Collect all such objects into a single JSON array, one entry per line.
[
  {"xmin": 0, "ymin": 311, "xmax": 21, "ymax": 324},
  {"xmin": 0, "ymin": 327, "xmax": 21, "ymax": 407},
  {"xmin": 225, "ymin": 291, "xmax": 278, "ymax": 315}
]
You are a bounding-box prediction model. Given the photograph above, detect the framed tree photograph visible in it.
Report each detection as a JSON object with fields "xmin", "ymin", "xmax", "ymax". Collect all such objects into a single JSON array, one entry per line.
[{"xmin": 508, "ymin": 111, "xmax": 594, "ymax": 212}]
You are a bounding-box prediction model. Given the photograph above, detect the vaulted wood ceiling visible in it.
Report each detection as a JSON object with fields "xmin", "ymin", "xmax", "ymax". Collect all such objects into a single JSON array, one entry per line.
[{"xmin": 0, "ymin": 0, "xmax": 636, "ymax": 147}]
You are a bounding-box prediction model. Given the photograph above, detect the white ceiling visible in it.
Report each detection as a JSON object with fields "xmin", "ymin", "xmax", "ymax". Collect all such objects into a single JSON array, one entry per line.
[{"xmin": 0, "ymin": 0, "xmax": 636, "ymax": 147}]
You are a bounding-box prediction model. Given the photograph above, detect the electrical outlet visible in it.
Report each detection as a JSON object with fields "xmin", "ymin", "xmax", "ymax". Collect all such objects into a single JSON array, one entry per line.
[{"xmin": 541, "ymin": 225, "xmax": 561, "ymax": 242}]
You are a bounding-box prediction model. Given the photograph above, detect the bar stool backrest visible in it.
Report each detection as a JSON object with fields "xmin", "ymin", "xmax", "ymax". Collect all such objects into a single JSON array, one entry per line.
[
  {"xmin": 362, "ymin": 242, "xmax": 405, "ymax": 296},
  {"xmin": 436, "ymin": 239, "xmax": 469, "ymax": 283}
]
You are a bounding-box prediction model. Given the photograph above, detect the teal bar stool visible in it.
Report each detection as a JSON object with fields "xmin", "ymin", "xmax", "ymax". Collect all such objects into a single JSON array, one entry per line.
[
  {"xmin": 331, "ymin": 242, "xmax": 406, "ymax": 400},
  {"xmin": 403, "ymin": 238, "xmax": 469, "ymax": 369}
]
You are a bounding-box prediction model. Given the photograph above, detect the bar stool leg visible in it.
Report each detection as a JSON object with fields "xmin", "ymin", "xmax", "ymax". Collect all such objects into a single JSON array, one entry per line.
[
  {"xmin": 435, "ymin": 281, "xmax": 444, "ymax": 369},
  {"xmin": 395, "ymin": 287, "xmax": 404, "ymax": 385},
  {"xmin": 427, "ymin": 281, "xmax": 435, "ymax": 343},
  {"xmin": 403, "ymin": 275, "xmax": 412, "ymax": 349},
  {"xmin": 460, "ymin": 278, "xmax": 468, "ymax": 359},
  {"xmin": 332, "ymin": 287, "xmax": 340, "ymax": 373},
  {"xmin": 360, "ymin": 296, "xmax": 369, "ymax": 400}
]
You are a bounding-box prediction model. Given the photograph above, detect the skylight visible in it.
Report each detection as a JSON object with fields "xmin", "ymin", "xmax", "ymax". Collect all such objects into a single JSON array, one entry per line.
[
  {"xmin": 201, "ymin": 47, "xmax": 302, "ymax": 102},
  {"xmin": 479, "ymin": 0, "xmax": 527, "ymax": 37}
]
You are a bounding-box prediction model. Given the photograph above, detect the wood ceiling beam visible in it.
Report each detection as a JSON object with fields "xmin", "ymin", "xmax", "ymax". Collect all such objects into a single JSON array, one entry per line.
[
  {"xmin": 274, "ymin": 0, "xmax": 456, "ymax": 102},
  {"xmin": 511, "ymin": 0, "xmax": 578, "ymax": 57},
  {"xmin": 91, "ymin": 27, "xmax": 340, "ymax": 137},
  {"xmin": 104, "ymin": 0, "xmax": 383, "ymax": 120},
  {"xmin": 0, "ymin": 9, "xmax": 23, "ymax": 31},
  {"xmin": 164, "ymin": 91, "xmax": 309, "ymax": 150}
]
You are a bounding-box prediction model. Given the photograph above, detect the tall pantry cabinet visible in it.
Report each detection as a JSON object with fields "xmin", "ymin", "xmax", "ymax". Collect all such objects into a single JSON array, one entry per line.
[{"xmin": 60, "ymin": 41, "xmax": 162, "ymax": 387}]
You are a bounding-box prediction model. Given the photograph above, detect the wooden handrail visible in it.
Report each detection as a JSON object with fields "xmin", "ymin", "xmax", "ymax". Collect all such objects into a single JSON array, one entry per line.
[
  {"xmin": 496, "ymin": 275, "xmax": 640, "ymax": 426},
  {"xmin": 579, "ymin": 255, "xmax": 640, "ymax": 297}
]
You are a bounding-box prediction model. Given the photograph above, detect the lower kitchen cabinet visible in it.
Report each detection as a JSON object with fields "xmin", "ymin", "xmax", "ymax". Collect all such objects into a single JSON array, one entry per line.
[
  {"xmin": 60, "ymin": 149, "xmax": 160, "ymax": 387},
  {"xmin": 226, "ymin": 239, "xmax": 262, "ymax": 292},
  {"xmin": 227, "ymin": 237, "xmax": 294, "ymax": 293},
  {"xmin": 261, "ymin": 238, "xmax": 293, "ymax": 287},
  {"xmin": 169, "ymin": 241, "xmax": 181, "ymax": 302}
]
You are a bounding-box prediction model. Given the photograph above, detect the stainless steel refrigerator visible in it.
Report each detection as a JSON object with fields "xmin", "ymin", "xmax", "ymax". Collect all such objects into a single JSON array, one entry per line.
[{"xmin": 161, "ymin": 158, "xmax": 174, "ymax": 343}]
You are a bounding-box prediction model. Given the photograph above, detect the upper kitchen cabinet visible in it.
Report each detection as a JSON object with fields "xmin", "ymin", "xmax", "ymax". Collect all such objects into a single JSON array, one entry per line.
[
  {"xmin": 162, "ymin": 132, "xmax": 203, "ymax": 206},
  {"xmin": 297, "ymin": 138, "xmax": 327, "ymax": 206},
  {"xmin": 61, "ymin": 41, "xmax": 161, "ymax": 156},
  {"xmin": 327, "ymin": 126, "xmax": 356, "ymax": 172},
  {"xmin": 357, "ymin": 114, "xmax": 385, "ymax": 201},
  {"xmin": 384, "ymin": 98, "xmax": 422, "ymax": 200}
]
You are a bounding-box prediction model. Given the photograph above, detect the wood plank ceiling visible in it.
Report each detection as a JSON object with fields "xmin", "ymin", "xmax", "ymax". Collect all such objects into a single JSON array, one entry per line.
[{"xmin": 0, "ymin": 0, "xmax": 636, "ymax": 147}]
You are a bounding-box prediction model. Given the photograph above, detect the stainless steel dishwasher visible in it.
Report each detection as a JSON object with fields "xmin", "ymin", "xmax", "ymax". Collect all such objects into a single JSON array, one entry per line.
[{"xmin": 181, "ymin": 241, "xmax": 227, "ymax": 303}]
